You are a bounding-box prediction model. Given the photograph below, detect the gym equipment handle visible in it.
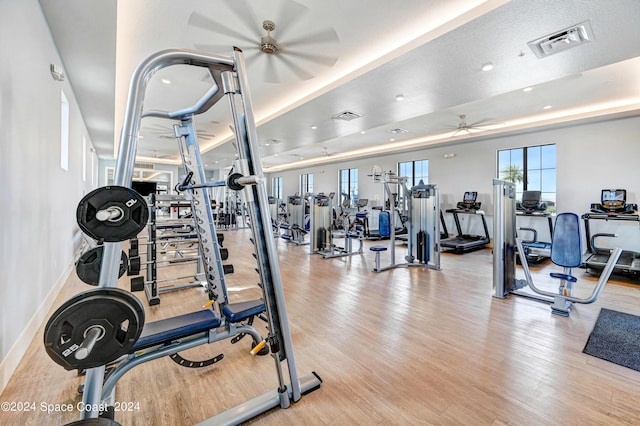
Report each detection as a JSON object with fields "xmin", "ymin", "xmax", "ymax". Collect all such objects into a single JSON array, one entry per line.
[{"xmin": 74, "ymin": 327, "xmax": 102, "ymax": 360}]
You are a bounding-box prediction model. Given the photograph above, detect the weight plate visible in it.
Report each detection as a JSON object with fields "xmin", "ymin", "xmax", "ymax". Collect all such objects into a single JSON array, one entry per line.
[
  {"xmin": 76, "ymin": 247, "xmax": 128, "ymax": 285},
  {"xmin": 77, "ymin": 186, "xmax": 149, "ymax": 242},
  {"xmin": 43, "ymin": 288, "xmax": 144, "ymax": 370}
]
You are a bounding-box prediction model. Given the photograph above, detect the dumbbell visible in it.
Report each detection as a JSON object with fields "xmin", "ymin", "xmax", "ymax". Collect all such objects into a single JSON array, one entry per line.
[{"xmin": 128, "ymin": 233, "xmax": 224, "ymax": 257}]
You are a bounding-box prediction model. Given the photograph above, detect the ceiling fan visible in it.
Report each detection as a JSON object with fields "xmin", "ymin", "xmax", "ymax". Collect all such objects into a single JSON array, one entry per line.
[
  {"xmin": 447, "ymin": 114, "xmax": 493, "ymax": 136},
  {"xmin": 188, "ymin": 0, "xmax": 339, "ymax": 83},
  {"xmin": 322, "ymin": 146, "xmax": 338, "ymax": 157}
]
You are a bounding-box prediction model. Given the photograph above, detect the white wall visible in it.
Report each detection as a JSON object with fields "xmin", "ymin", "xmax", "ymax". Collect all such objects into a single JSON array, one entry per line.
[
  {"xmin": 268, "ymin": 115, "xmax": 640, "ymax": 248},
  {"xmin": 0, "ymin": 0, "xmax": 98, "ymax": 391}
]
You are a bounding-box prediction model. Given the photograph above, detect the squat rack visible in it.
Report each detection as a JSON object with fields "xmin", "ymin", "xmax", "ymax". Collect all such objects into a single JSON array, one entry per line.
[{"xmin": 88, "ymin": 47, "xmax": 321, "ymax": 424}]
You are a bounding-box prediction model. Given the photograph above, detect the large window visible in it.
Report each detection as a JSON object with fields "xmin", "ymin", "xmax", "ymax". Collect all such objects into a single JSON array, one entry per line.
[
  {"xmin": 272, "ymin": 176, "xmax": 283, "ymax": 200},
  {"xmin": 339, "ymin": 168, "xmax": 358, "ymax": 207},
  {"xmin": 300, "ymin": 173, "xmax": 313, "ymax": 195},
  {"xmin": 398, "ymin": 159, "xmax": 429, "ymax": 186},
  {"xmin": 497, "ymin": 144, "xmax": 556, "ymax": 210}
]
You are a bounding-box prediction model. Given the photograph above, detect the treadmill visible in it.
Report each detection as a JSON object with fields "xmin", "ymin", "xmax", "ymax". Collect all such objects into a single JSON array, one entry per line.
[
  {"xmin": 515, "ymin": 190, "xmax": 553, "ymax": 264},
  {"xmin": 582, "ymin": 189, "xmax": 640, "ymax": 279},
  {"xmin": 441, "ymin": 192, "xmax": 490, "ymax": 253}
]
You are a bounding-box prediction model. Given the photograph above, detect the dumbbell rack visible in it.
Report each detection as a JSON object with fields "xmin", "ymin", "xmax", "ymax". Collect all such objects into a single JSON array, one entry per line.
[{"xmin": 134, "ymin": 193, "xmax": 207, "ymax": 305}]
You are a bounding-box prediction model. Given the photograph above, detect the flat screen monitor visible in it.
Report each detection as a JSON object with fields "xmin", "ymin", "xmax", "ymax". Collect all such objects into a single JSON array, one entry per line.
[
  {"xmin": 131, "ymin": 180, "xmax": 157, "ymax": 196},
  {"xmin": 601, "ymin": 189, "xmax": 625, "ymax": 202},
  {"xmin": 463, "ymin": 192, "xmax": 477, "ymax": 202}
]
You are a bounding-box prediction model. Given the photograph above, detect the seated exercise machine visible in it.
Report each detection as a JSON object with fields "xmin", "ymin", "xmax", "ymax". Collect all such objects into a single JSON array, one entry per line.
[
  {"xmin": 279, "ymin": 195, "xmax": 309, "ymax": 245},
  {"xmin": 492, "ymin": 179, "xmax": 621, "ymax": 316},
  {"xmin": 369, "ymin": 176, "xmax": 441, "ymax": 272},
  {"xmin": 45, "ymin": 48, "xmax": 321, "ymax": 425},
  {"xmin": 582, "ymin": 189, "xmax": 640, "ymax": 279},
  {"xmin": 441, "ymin": 192, "xmax": 490, "ymax": 253},
  {"xmin": 311, "ymin": 193, "xmax": 365, "ymax": 259},
  {"xmin": 516, "ymin": 190, "xmax": 554, "ymax": 264}
]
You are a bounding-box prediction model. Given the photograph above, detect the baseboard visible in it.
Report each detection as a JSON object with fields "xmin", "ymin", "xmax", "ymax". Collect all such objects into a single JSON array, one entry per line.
[{"xmin": 0, "ymin": 263, "xmax": 73, "ymax": 394}]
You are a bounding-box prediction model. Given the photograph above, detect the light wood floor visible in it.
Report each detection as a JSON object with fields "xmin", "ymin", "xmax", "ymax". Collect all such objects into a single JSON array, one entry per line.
[{"xmin": 3, "ymin": 228, "xmax": 640, "ymax": 425}]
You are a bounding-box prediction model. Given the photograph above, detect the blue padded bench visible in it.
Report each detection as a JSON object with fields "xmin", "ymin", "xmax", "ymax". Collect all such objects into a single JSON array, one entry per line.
[
  {"xmin": 548, "ymin": 213, "xmax": 582, "ymax": 284},
  {"xmin": 222, "ymin": 299, "xmax": 265, "ymax": 323},
  {"xmin": 370, "ymin": 246, "xmax": 387, "ymax": 271},
  {"xmin": 132, "ymin": 309, "xmax": 221, "ymax": 351}
]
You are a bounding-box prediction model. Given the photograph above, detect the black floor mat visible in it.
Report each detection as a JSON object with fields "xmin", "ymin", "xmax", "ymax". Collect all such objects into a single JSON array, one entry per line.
[{"xmin": 583, "ymin": 308, "xmax": 640, "ymax": 371}]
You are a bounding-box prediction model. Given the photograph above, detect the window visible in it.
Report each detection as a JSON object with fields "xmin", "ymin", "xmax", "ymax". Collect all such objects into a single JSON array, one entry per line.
[
  {"xmin": 339, "ymin": 168, "xmax": 358, "ymax": 207},
  {"xmin": 60, "ymin": 91, "xmax": 69, "ymax": 171},
  {"xmin": 300, "ymin": 173, "xmax": 313, "ymax": 195},
  {"xmin": 497, "ymin": 144, "xmax": 556, "ymax": 210},
  {"xmin": 272, "ymin": 176, "xmax": 283, "ymax": 200},
  {"xmin": 398, "ymin": 159, "xmax": 429, "ymax": 186}
]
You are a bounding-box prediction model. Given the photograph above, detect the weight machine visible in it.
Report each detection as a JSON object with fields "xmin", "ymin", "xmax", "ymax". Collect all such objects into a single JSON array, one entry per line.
[
  {"xmin": 368, "ymin": 170, "xmax": 440, "ymax": 272},
  {"xmin": 492, "ymin": 179, "xmax": 621, "ymax": 316},
  {"xmin": 45, "ymin": 48, "xmax": 321, "ymax": 424}
]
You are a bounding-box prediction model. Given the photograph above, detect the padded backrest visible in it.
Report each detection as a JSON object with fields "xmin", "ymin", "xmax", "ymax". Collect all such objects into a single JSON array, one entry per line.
[
  {"xmin": 551, "ymin": 213, "xmax": 582, "ymax": 268},
  {"xmin": 379, "ymin": 211, "xmax": 391, "ymax": 237}
]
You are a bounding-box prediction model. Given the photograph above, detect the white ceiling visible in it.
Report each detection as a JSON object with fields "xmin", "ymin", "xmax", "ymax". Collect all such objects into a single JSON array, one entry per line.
[{"xmin": 39, "ymin": 0, "xmax": 640, "ymax": 174}]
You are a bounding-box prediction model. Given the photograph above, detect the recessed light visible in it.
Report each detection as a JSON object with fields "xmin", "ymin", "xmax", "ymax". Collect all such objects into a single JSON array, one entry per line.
[
  {"xmin": 265, "ymin": 142, "xmax": 270, "ymax": 146},
  {"xmin": 396, "ymin": 94, "xmax": 404, "ymax": 101},
  {"xmin": 389, "ymin": 138, "xmax": 395, "ymax": 142},
  {"xmin": 543, "ymin": 105, "xmax": 552, "ymax": 110},
  {"xmin": 523, "ymin": 87, "xmax": 533, "ymax": 92},
  {"xmin": 214, "ymin": 161, "xmax": 219, "ymax": 164},
  {"xmin": 161, "ymin": 78, "xmax": 172, "ymax": 85},
  {"xmin": 481, "ymin": 62, "xmax": 494, "ymax": 71},
  {"xmin": 274, "ymin": 153, "xmax": 278, "ymax": 156},
  {"xmin": 360, "ymin": 131, "xmax": 366, "ymax": 134},
  {"xmin": 311, "ymin": 126, "xmax": 317, "ymax": 130}
]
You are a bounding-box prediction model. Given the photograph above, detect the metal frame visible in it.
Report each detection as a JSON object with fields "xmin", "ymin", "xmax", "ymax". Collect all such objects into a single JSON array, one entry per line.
[{"xmin": 82, "ymin": 48, "xmax": 320, "ymax": 423}]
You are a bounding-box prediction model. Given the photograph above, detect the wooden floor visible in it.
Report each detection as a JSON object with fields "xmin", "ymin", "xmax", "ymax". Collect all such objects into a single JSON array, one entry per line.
[{"xmin": 3, "ymin": 228, "xmax": 640, "ymax": 425}]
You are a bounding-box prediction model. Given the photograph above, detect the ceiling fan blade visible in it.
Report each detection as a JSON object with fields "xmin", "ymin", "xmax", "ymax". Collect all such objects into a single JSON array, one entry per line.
[
  {"xmin": 263, "ymin": 55, "xmax": 281, "ymax": 84},
  {"xmin": 243, "ymin": 49, "xmax": 261, "ymax": 67},
  {"xmin": 284, "ymin": 27, "xmax": 339, "ymax": 48},
  {"xmin": 188, "ymin": 12, "xmax": 255, "ymax": 44},
  {"xmin": 194, "ymin": 43, "xmax": 236, "ymax": 54},
  {"xmin": 285, "ymin": 50, "xmax": 338, "ymax": 67},
  {"xmin": 468, "ymin": 118, "xmax": 494, "ymax": 127},
  {"xmin": 225, "ymin": 0, "xmax": 261, "ymax": 37},
  {"xmin": 275, "ymin": 0, "xmax": 310, "ymax": 39},
  {"xmin": 277, "ymin": 54, "xmax": 314, "ymax": 80}
]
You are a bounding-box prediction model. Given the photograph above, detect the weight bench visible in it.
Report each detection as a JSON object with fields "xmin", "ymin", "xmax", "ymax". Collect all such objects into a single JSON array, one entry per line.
[{"xmin": 101, "ymin": 299, "xmax": 266, "ymax": 397}]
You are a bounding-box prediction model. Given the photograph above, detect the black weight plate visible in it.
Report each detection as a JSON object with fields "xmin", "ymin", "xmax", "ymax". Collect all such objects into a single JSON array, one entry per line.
[
  {"xmin": 77, "ymin": 186, "xmax": 149, "ymax": 242},
  {"xmin": 43, "ymin": 288, "xmax": 144, "ymax": 370},
  {"xmin": 128, "ymin": 256, "xmax": 141, "ymax": 276},
  {"xmin": 76, "ymin": 247, "xmax": 128, "ymax": 285}
]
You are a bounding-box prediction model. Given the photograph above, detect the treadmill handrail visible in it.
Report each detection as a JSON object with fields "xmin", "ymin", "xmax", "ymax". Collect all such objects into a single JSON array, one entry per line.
[
  {"xmin": 591, "ymin": 233, "xmax": 617, "ymax": 254},
  {"xmin": 516, "ymin": 237, "xmax": 622, "ymax": 304}
]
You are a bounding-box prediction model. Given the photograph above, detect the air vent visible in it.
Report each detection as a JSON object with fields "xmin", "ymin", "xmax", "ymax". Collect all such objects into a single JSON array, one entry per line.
[
  {"xmin": 528, "ymin": 21, "xmax": 594, "ymax": 58},
  {"xmin": 386, "ymin": 128, "xmax": 408, "ymax": 135},
  {"xmin": 332, "ymin": 110, "xmax": 363, "ymax": 121},
  {"xmin": 134, "ymin": 162, "xmax": 154, "ymax": 170}
]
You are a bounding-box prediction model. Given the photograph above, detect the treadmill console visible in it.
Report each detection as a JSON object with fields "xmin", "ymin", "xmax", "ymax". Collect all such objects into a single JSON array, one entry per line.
[
  {"xmin": 590, "ymin": 189, "xmax": 637, "ymax": 215},
  {"xmin": 516, "ymin": 190, "xmax": 547, "ymax": 214},
  {"xmin": 456, "ymin": 192, "xmax": 481, "ymax": 210}
]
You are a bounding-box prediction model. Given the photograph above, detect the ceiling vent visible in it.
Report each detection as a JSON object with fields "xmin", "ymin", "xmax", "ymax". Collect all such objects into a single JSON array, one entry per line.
[
  {"xmin": 527, "ymin": 21, "xmax": 595, "ymax": 58},
  {"xmin": 386, "ymin": 128, "xmax": 409, "ymax": 135},
  {"xmin": 333, "ymin": 110, "xmax": 363, "ymax": 121}
]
